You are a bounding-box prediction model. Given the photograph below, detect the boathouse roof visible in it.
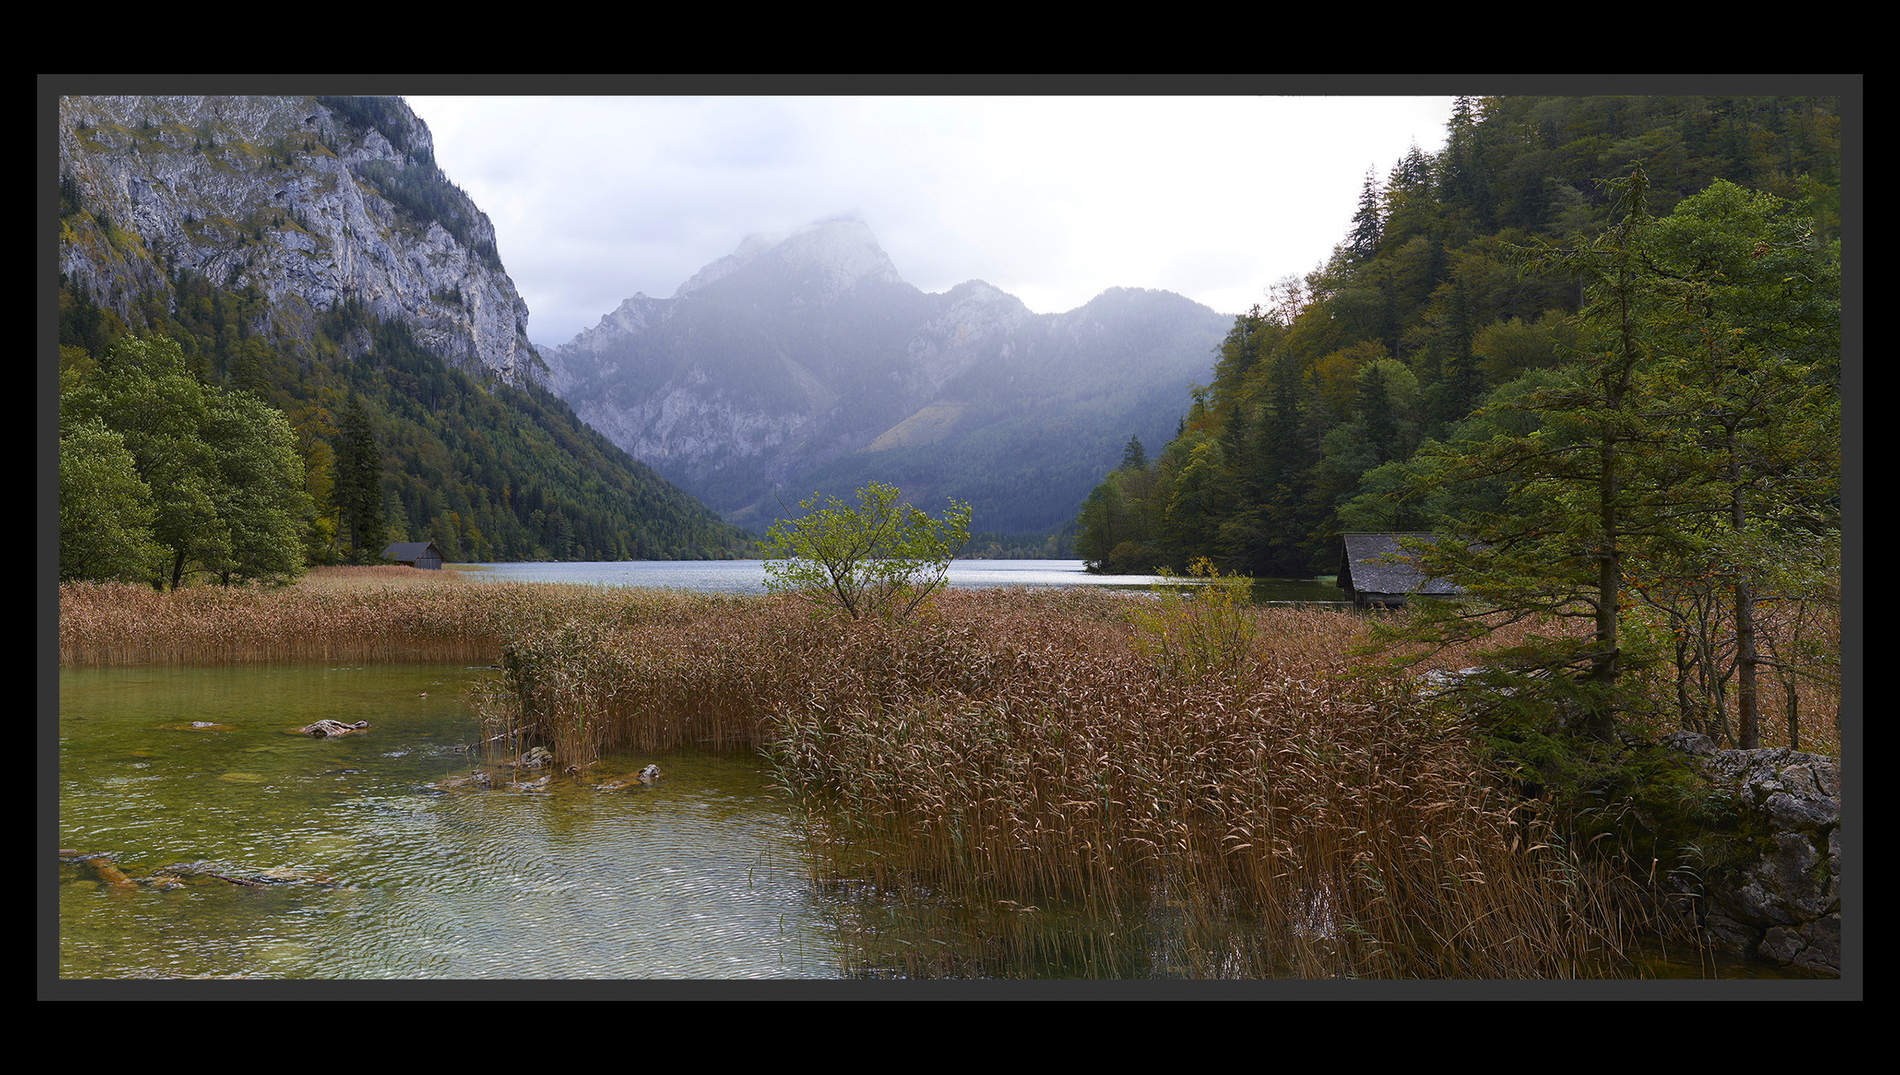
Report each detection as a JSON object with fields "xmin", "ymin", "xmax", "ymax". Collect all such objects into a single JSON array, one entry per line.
[{"xmin": 1337, "ymin": 533, "xmax": 1462, "ymax": 605}]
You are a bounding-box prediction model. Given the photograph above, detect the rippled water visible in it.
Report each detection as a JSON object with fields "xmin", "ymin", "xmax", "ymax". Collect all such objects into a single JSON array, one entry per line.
[{"xmin": 56, "ymin": 665, "xmax": 841, "ymax": 980}]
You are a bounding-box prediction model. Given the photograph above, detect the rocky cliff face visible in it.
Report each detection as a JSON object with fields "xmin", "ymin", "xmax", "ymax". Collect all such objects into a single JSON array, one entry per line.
[
  {"xmin": 544, "ymin": 219, "xmax": 1229, "ymax": 530},
  {"xmin": 58, "ymin": 95, "xmax": 541, "ymax": 382}
]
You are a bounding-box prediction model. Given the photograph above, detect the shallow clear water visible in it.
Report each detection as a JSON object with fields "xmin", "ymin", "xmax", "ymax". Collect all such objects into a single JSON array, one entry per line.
[{"xmin": 56, "ymin": 664, "xmax": 841, "ymax": 980}]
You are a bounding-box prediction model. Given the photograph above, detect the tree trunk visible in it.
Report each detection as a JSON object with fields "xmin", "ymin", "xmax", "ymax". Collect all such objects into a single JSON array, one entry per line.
[{"xmin": 1735, "ymin": 580, "xmax": 1760, "ymax": 749}]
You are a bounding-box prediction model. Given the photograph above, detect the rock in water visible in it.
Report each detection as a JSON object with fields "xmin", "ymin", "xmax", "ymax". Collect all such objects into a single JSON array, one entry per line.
[{"xmin": 298, "ymin": 719, "xmax": 370, "ymax": 738}]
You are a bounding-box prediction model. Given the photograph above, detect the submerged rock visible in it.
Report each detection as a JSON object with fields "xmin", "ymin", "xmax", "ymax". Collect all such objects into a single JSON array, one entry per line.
[
  {"xmin": 297, "ymin": 719, "xmax": 370, "ymax": 738},
  {"xmin": 598, "ymin": 764, "xmax": 663, "ymax": 791}
]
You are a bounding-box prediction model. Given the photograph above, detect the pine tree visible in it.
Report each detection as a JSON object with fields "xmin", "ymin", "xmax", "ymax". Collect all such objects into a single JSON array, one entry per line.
[
  {"xmin": 334, "ymin": 392, "xmax": 387, "ymax": 562},
  {"xmin": 1120, "ymin": 435, "xmax": 1149, "ymax": 472},
  {"xmin": 1346, "ymin": 168, "xmax": 1385, "ymax": 262},
  {"xmin": 1394, "ymin": 169, "xmax": 1685, "ymax": 741},
  {"xmin": 1390, "ymin": 169, "xmax": 1840, "ymax": 747}
]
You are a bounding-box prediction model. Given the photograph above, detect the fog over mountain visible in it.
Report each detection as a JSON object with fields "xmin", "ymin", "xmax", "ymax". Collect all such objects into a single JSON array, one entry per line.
[{"xmin": 542, "ymin": 217, "xmax": 1233, "ymax": 533}]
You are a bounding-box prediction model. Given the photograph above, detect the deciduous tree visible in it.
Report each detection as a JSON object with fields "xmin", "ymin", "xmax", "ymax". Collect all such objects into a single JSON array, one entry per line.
[{"xmin": 765, "ymin": 482, "xmax": 971, "ymax": 621}]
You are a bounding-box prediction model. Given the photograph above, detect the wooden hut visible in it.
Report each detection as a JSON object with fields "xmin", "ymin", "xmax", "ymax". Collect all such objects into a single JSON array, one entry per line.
[
  {"xmin": 381, "ymin": 540, "xmax": 445, "ymax": 570},
  {"xmin": 1336, "ymin": 533, "xmax": 1461, "ymax": 609}
]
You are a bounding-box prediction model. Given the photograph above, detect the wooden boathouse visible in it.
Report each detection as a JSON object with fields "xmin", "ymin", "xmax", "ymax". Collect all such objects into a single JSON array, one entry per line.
[
  {"xmin": 1336, "ymin": 533, "xmax": 1462, "ymax": 609},
  {"xmin": 381, "ymin": 541, "xmax": 445, "ymax": 570}
]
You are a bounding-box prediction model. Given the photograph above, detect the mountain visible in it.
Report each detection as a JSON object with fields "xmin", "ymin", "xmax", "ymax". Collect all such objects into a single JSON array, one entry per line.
[
  {"xmin": 59, "ymin": 95, "xmax": 540, "ymax": 383},
  {"xmin": 56, "ymin": 94, "xmax": 752, "ymax": 563},
  {"xmin": 543, "ymin": 218, "xmax": 1233, "ymax": 533}
]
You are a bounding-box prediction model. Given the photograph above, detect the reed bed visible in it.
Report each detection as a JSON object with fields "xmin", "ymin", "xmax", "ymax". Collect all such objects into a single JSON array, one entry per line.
[
  {"xmin": 63, "ymin": 572, "xmax": 1815, "ymax": 976},
  {"xmin": 470, "ymin": 586, "xmax": 1693, "ymax": 978},
  {"xmin": 56, "ymin": 566, "xmax": 730, "ymax": 666}
]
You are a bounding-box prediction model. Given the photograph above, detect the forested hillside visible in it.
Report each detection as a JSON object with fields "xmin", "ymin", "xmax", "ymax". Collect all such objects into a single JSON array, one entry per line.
[
  {"xmin": 56, "ymin": 94, "xmax": 753, "ymax": 584},
  {"xmin": 58, "ymin": 284, "xmax": 755, "ymax": 573},
  {"xmin": 1076, "ymin": 94, "xmax": 1843, "ymax": 578}
]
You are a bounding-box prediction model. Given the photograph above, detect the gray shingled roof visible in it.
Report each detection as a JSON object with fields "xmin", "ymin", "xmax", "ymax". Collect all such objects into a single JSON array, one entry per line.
[
  {"xmin": 381, "ymin": 541, "xmax": 440, "ymax": 561},
  {"xmin": 1338, "ymin": 533, "xmax": 1462, "ymax": 596}
]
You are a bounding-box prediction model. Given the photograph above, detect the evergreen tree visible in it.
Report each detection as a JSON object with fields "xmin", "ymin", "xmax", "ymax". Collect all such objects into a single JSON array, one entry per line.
[
  {"xmin": 1627, "ymin": 179, "xmax": 1841, "ymax": 746},
  {"xmin": 1392, "ymin": 169, "xmax": 1839, "ymax": 745},
  {"xmin": 1120, "ymin": 435, "xmax": 1149, "ymax": 472},
  {"xmin": 334, "ymin": 391, "xmax": 388, "ymax": 562},
  {"xmin": 1346, "ymin": 168, "xmax": 1385, "ymax": 262},
  {"xmin": 1394, "ymin": 170, "xmax": 1685, "ymax": 741}
]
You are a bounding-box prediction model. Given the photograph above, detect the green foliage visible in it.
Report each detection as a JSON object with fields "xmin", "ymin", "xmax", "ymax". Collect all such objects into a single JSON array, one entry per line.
[
  {"xmin": 1126, "ymin": 557, "xmax": 1258, "ymax": 682},
  {"xmin": 58, "ymin": 418, "xmax": 166, "ymax": 582},
  {"xmin": 1384, "ymin": 168, "xmax": 1839, "ymax": 748},
  {"xmin": 332, "ymin": 391, "xmax": 387, "ymax": 561},
  {"xmin": 57, "ymin": 274, "xmax": 754, "ymax": 564},
  {"xmin": 764, "ymin": 482, "xmax": 971, "ymax": 621},
  {"xmin": 1073, "ymin": 94, "xmax": 1842, "ymax": 585},
  {"xmin": 60, "ymin": 335, "xmax": 313, "ymax": 587},
  {"xmin": 1075, "ymin": 455, "xmax": 1162, "ymax": 573}
]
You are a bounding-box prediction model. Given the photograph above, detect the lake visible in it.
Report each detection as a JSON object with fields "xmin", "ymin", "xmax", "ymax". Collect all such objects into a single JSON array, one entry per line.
[
  {"xmin": 49, "ymin": 562, "xmax": 1347, "ymax": 983},
  {"xmin": 457, "ymin": 558, "xmax": 1351, "ymax": 604},
  {"xmin": 56, "ymin": 663, "xmax": 845, "ymax": 980}
]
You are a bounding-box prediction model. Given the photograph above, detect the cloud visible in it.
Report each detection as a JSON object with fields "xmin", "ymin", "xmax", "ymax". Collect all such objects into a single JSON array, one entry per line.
[{"xmin": 407, "ymin": 94, "xmax": 1459, "ymax": 347}]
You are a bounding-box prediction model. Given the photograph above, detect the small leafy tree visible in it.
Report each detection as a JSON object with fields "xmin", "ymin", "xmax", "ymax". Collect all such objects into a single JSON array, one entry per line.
[
  {"xmin": 764, "ymin": 482, "xmax": 971, "ymax": 621},
  {"xmin": 1127, "ymin": 557, "xmax": 1258, "ymax": 683}
]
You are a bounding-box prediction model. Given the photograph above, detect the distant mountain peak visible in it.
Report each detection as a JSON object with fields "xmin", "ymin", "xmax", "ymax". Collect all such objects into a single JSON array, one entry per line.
[
  {"xmin": 541, "ymin": 224, "xmax": 1230, "ymax": 532},
  {"xmin": 674, "ymin": 215, "xmax": 904, "ymax": 302}
]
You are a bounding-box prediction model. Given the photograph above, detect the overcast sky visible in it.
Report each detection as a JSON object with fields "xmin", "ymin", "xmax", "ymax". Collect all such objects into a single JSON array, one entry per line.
[{"xmin": 404, "ymin": 95, "xmax": 1460, "ymax": 348}]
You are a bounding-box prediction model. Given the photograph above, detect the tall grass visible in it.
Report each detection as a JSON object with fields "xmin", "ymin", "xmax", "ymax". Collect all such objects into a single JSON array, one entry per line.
[
  {"xmin": 470, "ymin": 586, "xmax": 1700, "ymax": 978},
  {"xmin": 57, "ymin": 566, "xmax": 717, "ymax": 666},
  {"xmin": 64, "ymin": 573, "xmax": 1822, "ymax": 976}
]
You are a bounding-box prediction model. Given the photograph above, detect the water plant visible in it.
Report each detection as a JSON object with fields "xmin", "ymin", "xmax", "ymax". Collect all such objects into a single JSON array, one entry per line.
[{"xmin": 1125, "ymin": 557, "xmax": 1258, "ymax": 684}]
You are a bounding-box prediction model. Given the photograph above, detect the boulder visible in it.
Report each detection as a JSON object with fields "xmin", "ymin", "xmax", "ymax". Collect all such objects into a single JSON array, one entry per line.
[{"xmin": 1670, "ymin": 738, "xmax": 1842, "ymax": 976}]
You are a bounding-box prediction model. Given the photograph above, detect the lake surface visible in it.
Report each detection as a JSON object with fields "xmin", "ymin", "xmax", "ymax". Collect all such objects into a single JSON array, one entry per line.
[
  {"xmin": 458, "ymin": 558, "xmax": 1350, "ymax": 605},
  {"xmin": 55, "ymin": 664, "xmax": 844, "ymax": 980}
]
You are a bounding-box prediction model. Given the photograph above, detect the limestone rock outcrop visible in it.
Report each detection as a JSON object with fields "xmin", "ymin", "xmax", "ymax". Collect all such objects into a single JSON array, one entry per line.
[
  {"xmin": 1664, "ymin": 733, "xmax": 1842, "ymax": 976},
  {"xmin": 58, "ymin": 94, "xmax": 542, "ymax": 383}
]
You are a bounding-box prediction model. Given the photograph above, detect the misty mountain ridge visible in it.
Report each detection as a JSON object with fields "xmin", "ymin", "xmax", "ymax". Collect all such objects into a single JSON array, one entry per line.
[{"xmin": 544, "ymin": 217, "xmax": 1231, "ymax": 533}]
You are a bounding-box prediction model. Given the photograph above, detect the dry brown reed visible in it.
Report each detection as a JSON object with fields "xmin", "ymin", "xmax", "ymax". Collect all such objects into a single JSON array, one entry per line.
[
  {"xmin": 56, "ymin": 566, "xmax": 723, "ymax": 667},
  {"xmin": 471, "ymin": 586, "xmax": 1700, "ymax": 978},
  {"xmin": 65, "ymin": 571, "xmax": 1819, "ymax": 977}
]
